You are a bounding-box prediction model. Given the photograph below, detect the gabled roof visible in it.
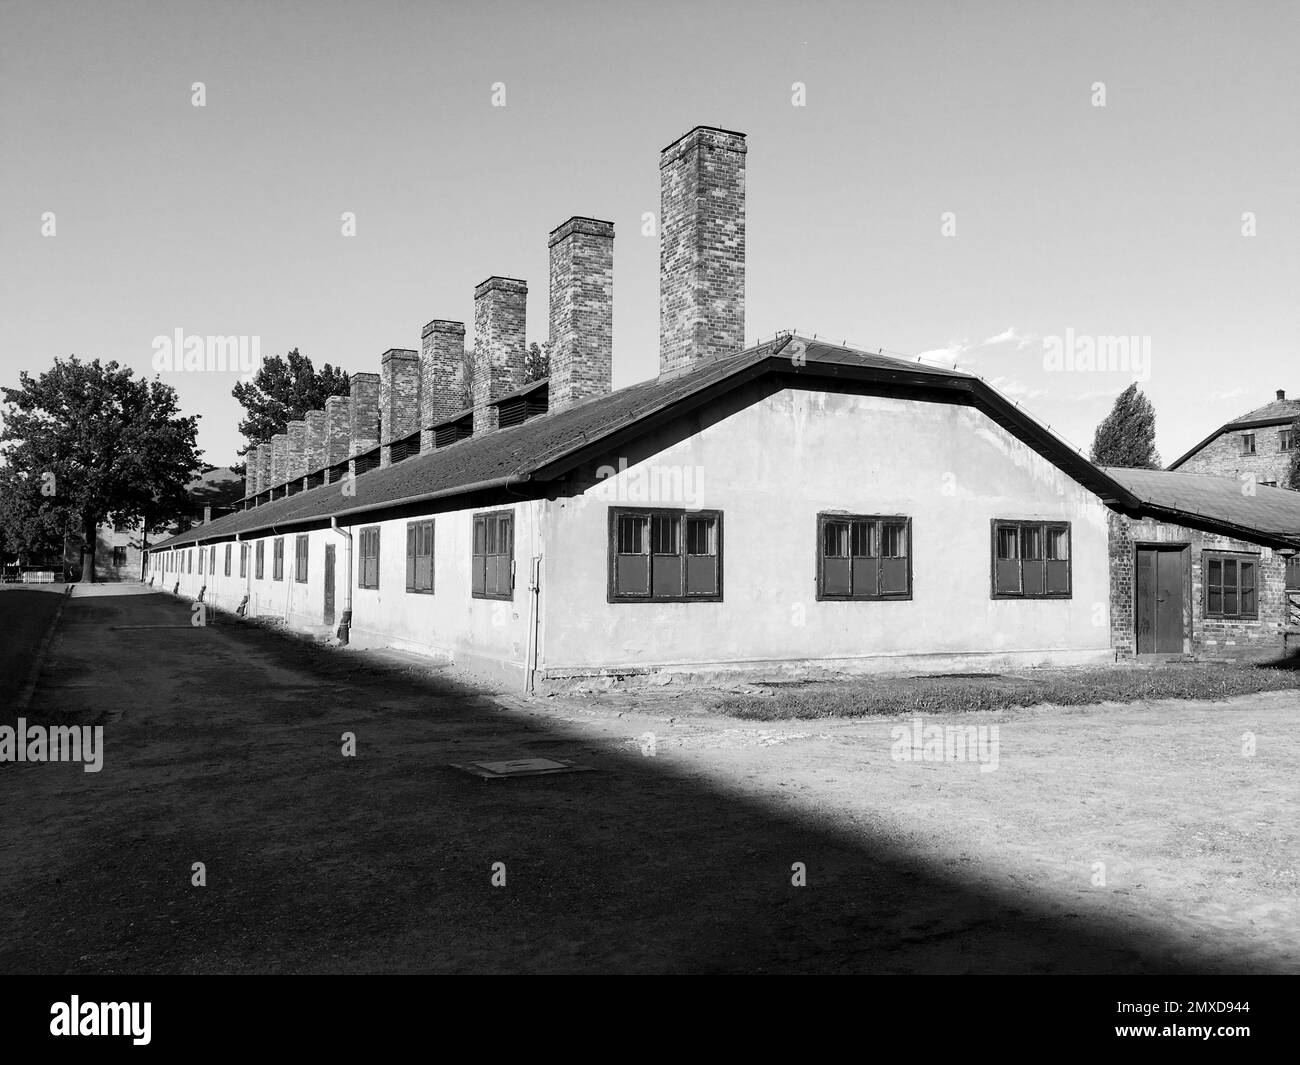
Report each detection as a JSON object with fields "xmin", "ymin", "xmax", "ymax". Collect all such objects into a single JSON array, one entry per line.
[
  {"xmin": 153, "ymin": 335, "xmax": 1140, "ymax": 550},
  {"xmin": 1104, "ymin": 467, "xmax": 1300, "ymax": 547},
  {"xmin": 1168, "ymin": 395, "xmax": 1300, "ymax": 469}
]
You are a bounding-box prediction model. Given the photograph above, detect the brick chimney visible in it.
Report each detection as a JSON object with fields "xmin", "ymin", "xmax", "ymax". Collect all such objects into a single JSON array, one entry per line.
[
  {"xmin": 472, "ymin": 277, "xmax": 527, "ymax": 434},
  {"xmin": 270, "ymin": 434, "xmax": 288, "ymax": 491},
  {"xmin": 257, "ymin": 444, "xmax": 272, "ymax": 498},
  {"xmin": 1278, "ymin": 389, "xmax": 1287, "ymax": 402},
  {"xmin": 305, "ymin": 410, "xmax": 326, "ymax": 476},
  {"xmin": 349, "ymin": 371, "xmax": 380, "ymax": 476},
  {"xmin": 549, "ymin": 217, "xmax": 614, "ymax": 411},
  {"xmin": 659, "ymin": 125, "xmax": 746, "ymax": 375},
  {"xmin": 247, "ymin": 445, "xmax": 262, "ymax": 497},
  {"xmin": 420, "ymin": 320, "xmax": 467, "ymax": 450},
  {"xmin": 324, "ymin": 395, "xmax": 350, "ymax": 480},
  {"xmin": 286, "ymin": 419, "xmax": 307, "ymax": 485},
  {"xmin": 379, "ymin": 348, "xmax": 420, "ymax": 468}
]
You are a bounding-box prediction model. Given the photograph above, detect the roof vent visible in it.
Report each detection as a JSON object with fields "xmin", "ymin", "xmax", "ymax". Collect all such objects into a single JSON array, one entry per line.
[{"xmin": 1278, "ymin": 389, "xmax": 1287, "ymax": 401}]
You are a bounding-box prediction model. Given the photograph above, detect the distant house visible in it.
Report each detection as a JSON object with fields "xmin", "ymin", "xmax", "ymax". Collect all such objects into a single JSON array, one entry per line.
[
  {"xmin": 66, "ymin": 466, "xmax": 245, "ymax": 581},
  {"xmin": 1169, "ymin": 389, "xmax": 1300, "ymax": 488}
]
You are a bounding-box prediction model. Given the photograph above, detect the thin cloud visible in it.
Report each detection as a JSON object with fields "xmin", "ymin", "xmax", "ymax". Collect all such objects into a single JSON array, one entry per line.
[{"xmin": 982, "ymin": 326, "xmax": 1036, "ymax": 350}]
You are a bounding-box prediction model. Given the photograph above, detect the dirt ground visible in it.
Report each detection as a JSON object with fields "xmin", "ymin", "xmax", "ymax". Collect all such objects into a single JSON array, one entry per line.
[{"xmin": 1, "ymin": 585, "xmax": 1296, "ymax": 974}]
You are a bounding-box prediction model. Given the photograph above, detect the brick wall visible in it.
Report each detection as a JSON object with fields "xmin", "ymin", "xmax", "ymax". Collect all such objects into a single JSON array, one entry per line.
[
  {"xmin": 1177, "ymin": 423, "xmax": 1297, "ymax": 487},
  {"xmin": 659, "ymin": 126, "xmax": 746, "ymax": 375},
  {"xmin": 1108, "ymin": 511, "xmax": 1288, "ymax": 658}
]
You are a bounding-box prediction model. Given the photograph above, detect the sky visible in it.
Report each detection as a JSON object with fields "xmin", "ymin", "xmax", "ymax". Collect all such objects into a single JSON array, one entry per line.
[{"xmin": 1, "ymin": 0, "xmax": 1296, "ymax": 468}]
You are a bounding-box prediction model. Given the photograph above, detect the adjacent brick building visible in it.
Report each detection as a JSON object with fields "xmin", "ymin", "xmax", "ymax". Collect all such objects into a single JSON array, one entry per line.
[{"xmin": 1170, "ymin": 389, "xmax": 1300, "ymax": 488}]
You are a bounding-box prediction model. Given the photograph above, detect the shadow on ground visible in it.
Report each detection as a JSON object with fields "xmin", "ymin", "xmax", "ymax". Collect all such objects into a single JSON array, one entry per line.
[{"xmin": 0, "ymin": 588, "xmax": 1279, "ymax": 974}]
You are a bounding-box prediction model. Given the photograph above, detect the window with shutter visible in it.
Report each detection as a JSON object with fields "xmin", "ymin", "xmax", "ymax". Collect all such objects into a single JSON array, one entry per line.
[
  {"xmin": 609, "ymin": 508, "xmax": 722, "ymax": 602},
  {"xmin": 992, "ymin": 521, "xmax": 1072, "ymax": 599},
  {"xmin": 816, "ymin": 514, "xmax": 911, "ymax": 601},
  {"xmin": 472, "ymin": 511, "xmax": 513, "ymax": 600},
  {"xmin": 406, "ymin": 520, "xmax": 434, "ymax": 593}
]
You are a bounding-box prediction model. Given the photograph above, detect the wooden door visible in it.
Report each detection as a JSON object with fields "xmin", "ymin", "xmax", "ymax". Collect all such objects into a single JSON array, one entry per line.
[{"xmin": 1136, "ymin": 546, "xmax": 1186, "ymax": 654}]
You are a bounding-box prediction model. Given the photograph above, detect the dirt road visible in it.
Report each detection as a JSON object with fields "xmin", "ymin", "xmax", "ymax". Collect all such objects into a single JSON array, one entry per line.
[{"xmin": 1, "ymin": 586, "xmax": 1295, "ymax": 973}]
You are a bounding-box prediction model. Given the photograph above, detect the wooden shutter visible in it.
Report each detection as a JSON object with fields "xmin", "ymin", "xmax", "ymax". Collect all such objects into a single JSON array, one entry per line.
[
  {"xmin": 406, "ymin": 524, "xmax": 416, "ymax": 592},
  {"xmin": 472, "ymin": 515, "xmax": 486, "ymax": 595}
]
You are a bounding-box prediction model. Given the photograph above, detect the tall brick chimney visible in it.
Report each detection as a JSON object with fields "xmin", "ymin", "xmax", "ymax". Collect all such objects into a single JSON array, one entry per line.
[
  {"xmin": 472, "ymin": 277, "xmax": 527, "ymax": 433},
  {"xmin": 549, "ymin": 217, "xmax": 614, "ymax": 411},
  {"xmin": 257, "ymin": 443, "xmax": 272, "ymax": 498},
  {"xmin": 420, "ymin": 320, "xmax": 467, "ymax": 450},
  {"xmin": 247, "ymin": 445, "xmax": 263, "ymax": 497},
  {"xmin": 305, "ymin": 410, "xmax": 326, "ymax": 477},
  {"xmin": 659, "ymin": 125, "xmax": 746, "ymax": 375},
  {"xmin": 273, "ymin": 434, "xmax": 290, "ymax": 489},
  {"xmin": 349, "ymin": 371, "xmax": 380, "ymax": 476},
  {"xmin": 286, "ymin": 419, "xmax": 307, "ymax": 486},
  {"xmin": 379, "ymin": 348, "xmax": 420, "ymax": 468},
  {"xmin": 325, "ymin": 395, "xmax": 350, "ymax": 480},
  {"xmin": 1278, "ymin": 389, "xmax": 1287, "ymax": 402}
]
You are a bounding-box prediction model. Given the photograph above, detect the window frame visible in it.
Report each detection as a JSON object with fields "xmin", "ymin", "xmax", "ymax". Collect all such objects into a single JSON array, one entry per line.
[
  {"xmin": 224, "ymin": 543, "xmax": 232, "ymax": 577},
  {"xmin": 272, "ymin": 537, "xmax": 284, "ymax": 582},
  {"xmin": 1241, "ymin": 432, "xmax": 1257, "ymax": 455},
  {"xmin": 607, "ymin": 507, "xmax": 723, "ymax": 604},
  {"xmin": 1203, "ymin": 550, "xmax": 1259, "ymax": 620},
  {"xmin": 815, "ymin": 513, "xmax": 913, "ymax": 602},
  {"xmin": 239, "ymin": 543, "xmax": 248, "ymax": 578},
  {"xmin": 406, "ymin": 519, "xmax": 435, "ymax": 594},
  {"xmin": 294, "ymin": 534, "xmax": 309, "ymax": 584},
  {"xmin": 255, "ymin": 540, "xmax": 264, "ymax": 580},
  {"xmin": 990, "ymin": 520, "xmax": 1073, "ymax": 600},
  {"xmin": 358, "ymin": 526, "xmax": 380, "ymax": 590},
  {"xmin": 1279, "ymin": 428, "xmax": 1296, "ymax": 453},
  {"xmin": 472, "ymin": 510, "xmax": 515, "ymax": 601}
]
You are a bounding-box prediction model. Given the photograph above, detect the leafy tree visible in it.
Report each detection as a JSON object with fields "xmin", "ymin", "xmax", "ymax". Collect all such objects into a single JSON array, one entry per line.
[
  {"xmin": 1287, "ymin": 416, "xmax": 1300, "ymax": 491},
  {"xmin": 0, "ymin": 357, "xmax": 203, "ymax": 581},
  {"xmin": 1090, "ymin": 383, "xmax": 1161, "ymax": 469},
  {"xmin": 524, "ymin": 341, "xmax": 551, "ymax": 384},
  {"xmin": 231, "ymin": 349, "xmax": 350, "ymax": 464}
]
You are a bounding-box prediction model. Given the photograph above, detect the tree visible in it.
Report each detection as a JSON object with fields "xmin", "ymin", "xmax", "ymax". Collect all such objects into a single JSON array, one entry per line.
[
  {"xmin": 0, "ymin": 357, "xmax": 203, "ymax": 582},
  {"xmin": 1090, "ymin": 383, "xmax": 1161, "ymax": 469},
  {"xmin": 231, "ymin": 349, "xmax": 350, "ymax": 464},
  {"xmin": 524, "ymin": 341, "xmax": 551, "ymax": 384},
  {"xmin": 1287, "ymin": 416, "xmax": 1300, "ymax": 491}
]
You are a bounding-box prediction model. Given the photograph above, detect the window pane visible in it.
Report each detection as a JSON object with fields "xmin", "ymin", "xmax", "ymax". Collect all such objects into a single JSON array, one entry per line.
[
  {"xmin": 651, "ymin": 514, "xmax": 679, "ymax": 555},
  {"xmin": 615, "ymin": 554, "xmax": 650, "ymax": 596},
  {"xmin": 473, "ymin": 518, "xmax": 485, "ymax": 554},
  {"xmin": 1021, "ymin": 526, "xmax": 1043, "ymax": 560},
  {"xmin": 651, "ymin": 554, "xmax": 683, "ymax": 597},
  {"xmin": 881, "ymin": 523, "xmax": 907, "ymax": 558},
  {"xmin": 1223, "ymin": 560, "xmax": 1238, "ymax": 589},
  {"xmin": 1046, "ymin": 527, "xmax": 1069, "ymax": 561},
  {"xmin": 485, "ymin": 518, "xmax": 497, "ymax": 554},
  {"xmin": 850, "ymin": 559, "xmax": 877, "ymax": 597},
  {"xmin": 823, "ymin": 521, "xmax": 849, "ymax": 559},
  {"xmin": 823, "ymin": 557, "xmax": 851, "ymax": 596},
  {"xmin": 472, "ymin": 555, "xmax": 485, "ymax": 595},
  {"xmin": 1022, "ymin": 560, "xmax": 1045, "ymax": 596},
  {"xmin": 880, "ymin": 557, "xmax": 908, "ymax": 595},
  {"xmin": 618, "ymin": 515, "xmax": 647, "ymax": 555},
  {"xmin": 995, "ymin": 559, "xmax": 1021, "ymax": 594},
  {"xmin": 1046, "ymin": 559, "xmax": 1070, "ymax": 594},
  {"xmin": 996, "ymin": 526, "xmax": 1019, "ymax": 560},
  {"xmin": 685, "ymin": 554, "xmax": 718, "ymax": 596},
  {"xmin": 1207, "ymin": 558, "xmax": 1222, "ymax": 592},
  {"xmin": 686, "ymin": 517, "xmax": 715, "ymax": 555},
  {"xmin": 1208, "ymin": 588, "xmax": 1223, "ymax": 614},
  {"xmin": 851, "ymin": 521, "xmax": 876, "ymax": 558}
]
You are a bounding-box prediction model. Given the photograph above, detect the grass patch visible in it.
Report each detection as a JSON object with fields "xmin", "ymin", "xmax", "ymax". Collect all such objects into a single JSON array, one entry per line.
[{"xmin": 718, "ymin": 657, "xmax": 1300, "ymax": 721}]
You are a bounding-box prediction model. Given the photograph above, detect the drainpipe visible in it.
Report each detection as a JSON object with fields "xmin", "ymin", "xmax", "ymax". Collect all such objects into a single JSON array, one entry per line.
[
  {"xmin": 235, "ymin": 533, "xmax": 250, "ymax": 617},
  {"xmin": 331, "ymin": 517, "xmax": 352, "ymax": 645},
  {"xmin": 525, "ymin": 555, "xmax": 542, "ymax": 693}
]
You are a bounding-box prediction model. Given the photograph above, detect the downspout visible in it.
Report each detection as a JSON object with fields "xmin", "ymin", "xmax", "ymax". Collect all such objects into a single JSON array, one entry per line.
[
  {"xmin": 331, "ymin": 516, "xmax": 353, "ymax": 645},
  {"xmin": 235, "ymin": 533, "xmax": 250, "ymax": 617}
]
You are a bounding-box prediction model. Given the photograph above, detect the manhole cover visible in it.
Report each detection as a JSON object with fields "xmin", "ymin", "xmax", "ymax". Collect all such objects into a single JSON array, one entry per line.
[{"xmin": 451, "ymin": 757, "xmax": 594, "ymax": 779}]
